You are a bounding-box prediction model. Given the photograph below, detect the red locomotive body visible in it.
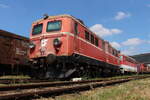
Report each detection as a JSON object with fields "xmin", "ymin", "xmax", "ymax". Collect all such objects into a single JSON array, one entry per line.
[
  {"xmin": 29, "ymin": 15, "xmax": 121, "ymax": 79},
  {"xmin": 120, "ymin": 54, "xmax": 138, "ymax": 73}
]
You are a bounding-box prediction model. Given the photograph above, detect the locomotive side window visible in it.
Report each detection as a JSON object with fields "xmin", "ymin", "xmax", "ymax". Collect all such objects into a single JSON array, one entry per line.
[
  {"xmin": 95, "ymin": 38, "xmax": 99, "ymax": 46},
  {"xmin": 113, "ymin": 50, "xmax": 118, "ymax": 57},
  {"xmin": 32, "ymin": 24, "xmax": 43, "ymax": 35},
  {"xmin": 116, "ymin": 51, "xmax": 118, "ymax": 57},
  {"xmin": 85, "ymin": 31, "xmax": 89, "ymax": 40},
  {"xmin": 74, "ymin": 23, "xmax": 78, "ymax": 34},
  {"xmin": 102, "ymin": 41, "xmax": 105, "ymax": 50},
  {"xmin": 47, "ymin": 21, "xmax": 61, "ymax": 32},
  {"xmin": 112, "ymin": 49, "xmax": 115, "ymax": 56},
  {"xmin": 90, "ymin": 34, "xmax": 94, "ymax": 44},
  {"xmin": 114, "ymin": 50, "xmax": 117, "ymax": 56},
  {"xmin": 108, "ymin": 45, "xmax": 111, "ymax": 53}
]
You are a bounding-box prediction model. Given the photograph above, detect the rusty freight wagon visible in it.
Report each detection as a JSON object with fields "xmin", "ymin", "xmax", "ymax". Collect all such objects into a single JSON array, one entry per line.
[{"xmin": 0, "ymin": 30, "xmax": 29, "ymax": 75}]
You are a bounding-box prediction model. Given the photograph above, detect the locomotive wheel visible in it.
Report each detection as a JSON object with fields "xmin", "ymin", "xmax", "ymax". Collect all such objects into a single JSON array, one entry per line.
[{"xmin": 46, "ymin": 54, "xmax": 56, "ymax": 64}]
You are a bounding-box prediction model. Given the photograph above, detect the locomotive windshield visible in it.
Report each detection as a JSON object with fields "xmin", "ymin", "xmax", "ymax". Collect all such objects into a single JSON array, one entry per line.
[
  {"xmin": 46, "ymin": 21, "xmax": 61, "ymax": 32},
  {"xmin": 32, "ymin": 24, "xmax": 43, "ymax": 35}
]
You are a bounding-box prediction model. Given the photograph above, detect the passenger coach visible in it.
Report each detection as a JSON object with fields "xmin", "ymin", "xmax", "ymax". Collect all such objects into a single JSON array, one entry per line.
[{"xmin": 120, "ymin": 54, "xmax": 138, "ymax": 74}]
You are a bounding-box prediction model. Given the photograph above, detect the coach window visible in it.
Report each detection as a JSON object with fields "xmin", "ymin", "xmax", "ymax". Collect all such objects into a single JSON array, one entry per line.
[
  {"xmin": 74, "ymin": 23, "xmax": 78, "ymax": 35},
  {"xmin": 90, "ymin": 34, "xmax": 94, "ymax": 44},
  {"xmin": 47, "ymin": 21, "xmax": 61, "ymax": 32},
  {"xmin": 85, "ymin": 31, "xmax": 89, "ymax": 41},
  {"xmin": 95, "ymin": 38, "xmax": 99, "ymax": 46},
  {"xmin": 32, "ymin": 24, "xmax": 43, "ymax": 35}
]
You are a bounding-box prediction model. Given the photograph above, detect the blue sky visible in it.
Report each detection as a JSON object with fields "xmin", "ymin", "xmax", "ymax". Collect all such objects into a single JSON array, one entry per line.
[{"xmin": 0, "ymin": 0, "xmax": 150, "ymax": 55}]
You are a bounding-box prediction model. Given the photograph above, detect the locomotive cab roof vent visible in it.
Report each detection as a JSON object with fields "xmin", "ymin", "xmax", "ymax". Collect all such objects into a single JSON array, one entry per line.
[
  {"xmin": 77, "ymin": 19, "xmax": 84, "ymax": 25},
  {"xmin": 43, "ymin": 14, "xmax": 49, "ymax": 19}
]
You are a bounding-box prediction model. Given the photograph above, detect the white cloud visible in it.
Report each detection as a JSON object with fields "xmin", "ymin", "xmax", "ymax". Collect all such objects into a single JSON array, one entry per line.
[
  {"xmin": 0, "ymin": 4, "xmax": 9, "ymax": 8},
  {"xmin": 114, "ymin": 11, "xmax": 131, "ymax": 20},
  {"xmin": 122, "ymin": 38, "xmax": 144, "ymax": 46},
  {"xmin": 121, "ymin": 47, "xmax": 138, "ymax": 55},
  {"xmin": 90, "ymin": 24, "xmax": 122, "ymax": 37},
  {"xmin": 147, "ymin": 4, "xmax": 150, "ymax": 7},
  {"xmin": 148, "ymin": 34, "xmax": 150, "ymax": 38},
  {"xmin": 109, "ymin": 38, "xmax": 149, "ymax": 55},
  {"xmin": 110, "ymin": 42, "xmax": 121, "ymax": 49}
]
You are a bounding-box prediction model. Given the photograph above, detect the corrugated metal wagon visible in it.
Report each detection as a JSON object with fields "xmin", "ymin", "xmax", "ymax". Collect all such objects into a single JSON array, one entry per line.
[{"xmin": 0, "ymin": 30, "xmax": 30, "ymax": 75}]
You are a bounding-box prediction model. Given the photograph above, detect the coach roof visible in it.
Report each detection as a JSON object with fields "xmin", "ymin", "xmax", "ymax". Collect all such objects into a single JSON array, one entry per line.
[{"xmin": 0, "ymin": 30, "xmax": 29, "ymax": 41}]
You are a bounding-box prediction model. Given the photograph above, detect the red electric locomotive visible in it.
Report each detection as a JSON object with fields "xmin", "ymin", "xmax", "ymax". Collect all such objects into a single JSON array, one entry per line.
[{"xmin": 29, "ymin": 14, "xmax": 121, "ymax": 79}]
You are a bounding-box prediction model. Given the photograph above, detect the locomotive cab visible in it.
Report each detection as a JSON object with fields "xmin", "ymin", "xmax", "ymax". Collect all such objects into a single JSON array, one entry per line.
[{"xmin": 30, "ymin": 16, "xmax": 73, "ymax": 60}]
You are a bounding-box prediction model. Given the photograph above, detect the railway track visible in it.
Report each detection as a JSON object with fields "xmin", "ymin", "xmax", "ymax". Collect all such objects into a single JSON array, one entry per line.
[
  {"xmin": 0, "ymin": 79, "xmax": 52, "ymax": 84},
  {"xmin": 0, "ymin": 75, "xmax": 142, "ymax": 91},
  {"xmin": 0, "ymin": 75, "xmax": 149, "ymax": 100}
]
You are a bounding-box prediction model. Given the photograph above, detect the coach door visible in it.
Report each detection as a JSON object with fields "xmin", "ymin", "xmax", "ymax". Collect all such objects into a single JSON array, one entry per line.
[{"xmin": 74, "ymin": 22, "xmax": 79, "ymax": 52}]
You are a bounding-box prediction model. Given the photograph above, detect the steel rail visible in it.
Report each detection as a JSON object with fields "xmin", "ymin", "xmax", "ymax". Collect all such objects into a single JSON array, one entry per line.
[{"xmin": 0, "ymin": 79, "xmax": 51, "ymax": 84}]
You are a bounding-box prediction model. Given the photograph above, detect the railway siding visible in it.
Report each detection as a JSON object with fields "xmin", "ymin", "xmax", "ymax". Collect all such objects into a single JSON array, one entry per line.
[{"xmin": 0, "ymin": 75, "xmax": 149, "ymax": 100}]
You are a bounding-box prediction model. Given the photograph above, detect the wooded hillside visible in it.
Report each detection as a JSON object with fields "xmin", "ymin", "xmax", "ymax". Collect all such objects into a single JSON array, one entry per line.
[{"xmin": 131, "ymin": 53, "xmax": 150, "ymax": 63}]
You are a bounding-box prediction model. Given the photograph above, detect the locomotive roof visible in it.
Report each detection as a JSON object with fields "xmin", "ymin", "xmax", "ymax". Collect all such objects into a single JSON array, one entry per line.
[
  {"xmin": 0, "ymin": 29, "xmax": 29, "ymax": 41},
  {"xmin": 33, "ymin": 14, "xmax": 82, "ymax": 24}
]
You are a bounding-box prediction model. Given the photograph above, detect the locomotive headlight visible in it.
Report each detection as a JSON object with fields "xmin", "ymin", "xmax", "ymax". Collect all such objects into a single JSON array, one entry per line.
[
  {"xmin": 29, "ymin": 42, "xmax": 36, "ymax": 49},
  {"xmin": 53, "ymin": 38, "xmax": 62, "ymax": 47}
]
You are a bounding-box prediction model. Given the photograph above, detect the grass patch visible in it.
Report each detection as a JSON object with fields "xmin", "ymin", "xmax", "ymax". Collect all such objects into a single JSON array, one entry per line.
[
  {"xmin": 0, "ymin": 75, "xmax": 30, "ymax": 79},
  {"xmin": 82, "ymin": 74, "xmax": 150, "ymax": 81},
  {"xmin": 0, "ymin": 84, "xmax": 7, "ymax": 86}
]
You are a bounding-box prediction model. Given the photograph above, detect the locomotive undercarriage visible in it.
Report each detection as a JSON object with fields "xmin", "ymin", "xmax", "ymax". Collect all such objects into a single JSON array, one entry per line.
[{"xmin": 30, "ymin": 53, "xmax": 120, "ymax": 79}]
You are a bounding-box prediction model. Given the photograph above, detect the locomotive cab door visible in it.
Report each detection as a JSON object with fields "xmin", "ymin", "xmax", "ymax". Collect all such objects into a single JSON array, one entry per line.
[{"xmin": 74, "ymin": 22, "xmax": 80, "ymax": 53}]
